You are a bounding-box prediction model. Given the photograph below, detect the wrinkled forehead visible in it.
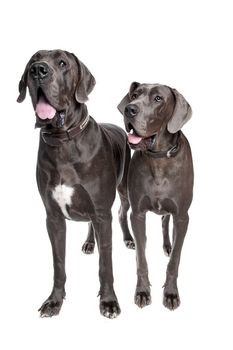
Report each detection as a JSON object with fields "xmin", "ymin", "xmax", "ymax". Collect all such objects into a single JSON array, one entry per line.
[
  {"xmin": 138, "ymin": 84, "xmax": 172, "ymax": 97},
  {"xmin": 30, "ymin": 49, "xmax": 71, "ymax": 62}
]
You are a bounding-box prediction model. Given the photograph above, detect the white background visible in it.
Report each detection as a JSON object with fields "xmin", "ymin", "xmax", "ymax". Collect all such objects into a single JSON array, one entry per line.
[{"xmin": 1, "ymin": 0, "xmax": 233, "ymax": 349}]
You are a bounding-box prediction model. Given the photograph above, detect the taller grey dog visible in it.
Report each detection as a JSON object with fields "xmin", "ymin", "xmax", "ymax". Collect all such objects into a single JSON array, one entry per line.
[
  {"xmin": 118, "ymin": 83, "xmax": 193, "ymax": 310},
  {"xmin": 17, "ymin": 50, "xmax": 134, "ymax": 318}
]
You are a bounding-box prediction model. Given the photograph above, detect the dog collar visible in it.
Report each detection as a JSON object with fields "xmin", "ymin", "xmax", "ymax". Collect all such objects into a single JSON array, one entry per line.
[
  {"xmin": 41, "ymin": 114, "xmax": 90, "ymax": 147},
  {"xmin": 145, "ymin": 132, "xmax": 181, "ymax": 159}
]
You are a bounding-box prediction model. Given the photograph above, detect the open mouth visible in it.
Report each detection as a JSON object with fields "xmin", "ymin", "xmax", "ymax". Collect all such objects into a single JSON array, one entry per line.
[
  {"xmin": 36, "ymin": 88, "xmax": 57, "ymax": 120},
  {"xmin": 126, "ymin": 123, "xmax": 155, "ymax": 146},
  {"xmin": 126, "ymin": 123, "xmax": 143, "ymax": 144},
  {"xmin": 127, "ymin": 123, "xmax": 156, "ymax": 149},
  {"xmin": 128, "ymin": 128, "xmax": 143, "ymax": 144},
  {"xmin": 34, "ymin": 88, "xmax": 65, "ymax": 128}
]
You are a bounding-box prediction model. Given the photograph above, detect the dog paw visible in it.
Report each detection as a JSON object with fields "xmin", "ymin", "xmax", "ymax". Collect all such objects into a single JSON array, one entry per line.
[
  {"xmin": 163, "ymin": 242, "xmax": 172, "ymax": 256},
  {"xmin": 163, "ymin": 292, "xmax": 180, "ymax": 310},
  {"xmin": 135, "ymin": 291, "xmax": 151, "ymax": 308},
  {"xmin": 38, "ymin": 299, "xmax": 63, "ymax": 317},
  {"xmin": 124, "ymin": 239, "xmax": 135, "ymax": 250},
  {"xmin": 99, "ymin": 300, "xmax": 121, "ymax": 319},
  {"xmin": 82, "ymin": 241, "xmax": 95, "ymax": 254}
]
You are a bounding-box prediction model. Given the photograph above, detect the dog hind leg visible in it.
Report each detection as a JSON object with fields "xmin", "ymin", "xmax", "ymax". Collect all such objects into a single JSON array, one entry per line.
[
  {"xmin": 82, "ymin": 222, "xmax": 95, "ymax": 254},
  {"xmin": 162, "ymin": 214, "xmax": 172, "ymax": 256}
]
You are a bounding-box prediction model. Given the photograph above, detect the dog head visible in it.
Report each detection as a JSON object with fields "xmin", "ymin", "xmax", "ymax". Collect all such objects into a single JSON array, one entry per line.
[
  {"xmin": 17, "ymin": 49, "xmax": 96, "ymax": 128},
  {"xmin": 118, "ymin": 82, "xmax": 192, "ymax": 150}
]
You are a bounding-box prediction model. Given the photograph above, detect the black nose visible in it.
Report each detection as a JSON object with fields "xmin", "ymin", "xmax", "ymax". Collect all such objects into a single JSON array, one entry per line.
[
  {"xmin": 30, "ymin": 62, "xmax": 49, "ymax": 80},
  {"xmin": 125, "ymin": 104, "xmax": 139, "ymax": 118}
]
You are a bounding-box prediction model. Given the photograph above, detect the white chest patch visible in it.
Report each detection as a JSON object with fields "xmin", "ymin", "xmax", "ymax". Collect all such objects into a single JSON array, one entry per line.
[{"xmin": 52, "ymin": 184, "xmax": 74, "ymax": 219}]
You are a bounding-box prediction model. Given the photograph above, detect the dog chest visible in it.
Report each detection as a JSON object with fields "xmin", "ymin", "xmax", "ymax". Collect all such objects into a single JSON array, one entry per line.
[
  {"xmin": 52, "ymin": 184, "xmax": 74, "ymax": 219},
  {"xmin": 50, "ymin": 182, "xmax": 96, "ymax": 221}
]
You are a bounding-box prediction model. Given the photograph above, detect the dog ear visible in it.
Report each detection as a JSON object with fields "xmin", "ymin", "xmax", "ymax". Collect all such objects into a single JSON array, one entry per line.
[
  {"xmin": 71, "ymin": 54, "xmax": 96, "ymax": 103},
  {"xmin": 167, "ymin": 89, "xmax": 192, "ymax": 133},
  {"xmin": 17, "ymin": 63, "xmax": 29, "ymax": 103},
  {"xmin": 117, "ymin": 82, "xmax": 140, "ymax": 114}
]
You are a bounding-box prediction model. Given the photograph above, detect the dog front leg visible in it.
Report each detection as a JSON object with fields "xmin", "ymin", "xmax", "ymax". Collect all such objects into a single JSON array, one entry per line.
[
  {"xmin": 163, "ymin": 213, "xmax": 189, "ymax": 310},
  {"xmin": 131, "ymin": 212, "xmax": 151, "ymax": 308},
  {"xmin": 92, "ymin": 214, "xmax": 121, "ymax": 319},
  {"xmin": 39, "ymin": 215, "xmax": 66, "ymax": 317}
]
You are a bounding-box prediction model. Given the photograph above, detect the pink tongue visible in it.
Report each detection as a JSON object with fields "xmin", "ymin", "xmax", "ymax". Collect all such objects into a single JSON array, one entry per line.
[
  {"xmin": 36, "ymin": 96, "xmax": 56, "ymax": 120},
  {"xmin": 128, "ymin": 132, "xmax": 143, "ymax": 144}
]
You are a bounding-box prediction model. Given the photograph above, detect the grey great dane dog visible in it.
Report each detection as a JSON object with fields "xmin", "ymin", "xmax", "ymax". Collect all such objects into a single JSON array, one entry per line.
[
  {"xmin": 118, "ymin": 83, "xmax": 193, "ymax": 310},
  {"xmin": 17, "ymin": 49, "xmax": 135, "ymax": 318}
]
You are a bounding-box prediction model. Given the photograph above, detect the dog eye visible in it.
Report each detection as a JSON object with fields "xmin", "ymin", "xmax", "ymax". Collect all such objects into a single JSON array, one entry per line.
[
  {"xmin": 154, "ymin": 96, "xmax": 162, "ymax": 102},
  {"xmin": 131, "ymin": 93, "xmax": 138, "ymax": 100},
  {"xmin": 59, "ymin": 60, "xmax": 66, "ymax": 67}
]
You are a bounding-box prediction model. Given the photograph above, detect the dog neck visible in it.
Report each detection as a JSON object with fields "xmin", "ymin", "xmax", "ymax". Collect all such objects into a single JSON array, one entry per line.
[
  {"xmin": 40, "ymin": 104, "xmax": 90, "ymax": 147},
  {"xmin": 63, "ymin": 103, "xmax": 88, "ymax": 131},
  {"xmin": 146, "ymin": 129, "xmax": 181, "ymax": 158}
]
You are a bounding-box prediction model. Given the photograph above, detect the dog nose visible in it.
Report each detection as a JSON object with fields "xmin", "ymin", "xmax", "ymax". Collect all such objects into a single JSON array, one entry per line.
[
  {"xmin": 125, "ymin": 104, "xmax": 139, "ymax": 118},
  {"xmin": 30, "ymin": 62, "xmax": 49, "ymax": 80}
]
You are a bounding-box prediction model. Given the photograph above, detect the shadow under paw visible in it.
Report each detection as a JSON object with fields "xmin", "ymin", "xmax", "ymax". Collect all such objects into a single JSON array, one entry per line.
[{"xmin": 82, "ymin": 241, "xmax": 95, "ymax": 254}]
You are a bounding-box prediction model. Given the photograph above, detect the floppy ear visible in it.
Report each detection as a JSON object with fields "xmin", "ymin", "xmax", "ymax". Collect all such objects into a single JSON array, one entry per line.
[
  {"xmin": 167, "ymin": 88, "xmax": 192, "ymax": 133},
  {"xmin": 17, "ymin": 63, "xmax": 30, "ymax": 103},
  {"xmin": 117, "ymin": 82, "xmax": 140, "ymax": 114},
  {"xmin": 71, "ymin": 54, "xmax": 96, "ymax": 103}
]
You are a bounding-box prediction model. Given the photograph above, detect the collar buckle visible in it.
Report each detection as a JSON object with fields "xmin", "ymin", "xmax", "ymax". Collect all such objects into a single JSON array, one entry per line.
[
  {"xmin": 66, "ymin": 128, "xmax": 72, "ymax": 140},
  {"xmin": 166, "ymin": 144, "xmax": 178, "ymax": 158},
  {"xmin": 41, "ymin": 131, "xmax": 52, "ymax": 144}
]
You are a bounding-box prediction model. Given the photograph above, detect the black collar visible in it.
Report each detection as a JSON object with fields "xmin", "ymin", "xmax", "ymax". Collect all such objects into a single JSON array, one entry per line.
[
  {"xmin": 41, "ymin": 114, "xmax": 90, "ymax": 147},
  {"xmin": 145, "ymin": 132, "xmax": 181, "ymax": 159}
]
